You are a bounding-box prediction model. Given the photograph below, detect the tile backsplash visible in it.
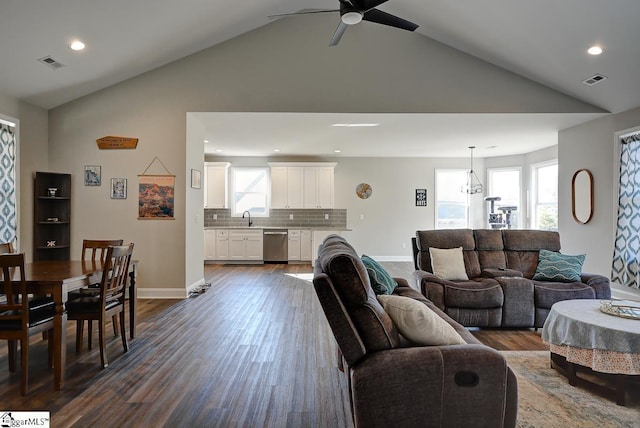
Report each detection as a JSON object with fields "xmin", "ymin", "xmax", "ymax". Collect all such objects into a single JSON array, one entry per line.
[{"xmin": 204, "ymin": 208, "xmax": 347, "ymax": 229}]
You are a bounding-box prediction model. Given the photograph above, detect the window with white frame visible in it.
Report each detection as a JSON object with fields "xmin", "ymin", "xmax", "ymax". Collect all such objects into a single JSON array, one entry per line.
[
  {"xmin": 435, "ymin": 169, "xmax": 469, "ymax": 229},
  {"xmin": 230, "ymin": 167, "xmax": 269, "ymax": 217},
  {"xmin": 531, "ymin": 161, "xmax": 558, "ymax": 230},
  {"xmin": 487, "ymin": 167, "xmax": 522, "ymax": 229}
]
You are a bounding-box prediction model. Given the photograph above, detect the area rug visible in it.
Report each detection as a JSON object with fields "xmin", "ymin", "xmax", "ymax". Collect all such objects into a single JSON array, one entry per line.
[{"xmin": 502, "ymin": 351, "xmax": 640, "ymax": 428}]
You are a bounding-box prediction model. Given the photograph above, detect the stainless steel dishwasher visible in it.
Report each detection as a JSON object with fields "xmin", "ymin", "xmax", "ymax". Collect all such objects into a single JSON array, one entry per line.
[{"xmin": 263, "ymin": 229, "xmax": 288, "ymax": 263}]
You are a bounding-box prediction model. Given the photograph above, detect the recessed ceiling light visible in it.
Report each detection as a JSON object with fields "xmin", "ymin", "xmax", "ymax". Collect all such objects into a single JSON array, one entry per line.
[
  {"xmin": 70, "ymin": 40, "xmax": 85, "ymax": 51},
  {"xmin": 273, "ymin": 149, "xmax": 281, "ymax": 152},
  {"xmin": 334, "ymin": 149, "xmax": 341, "ymax": 153},
  {"xmin": 203, "ymin": 140, "xmax": 209, "ymax": 143},
  {"xmin": 331, "ymin": 123, "xmax": 379, "ymax": 127},
  {"xmin": 215, "ymin": 149, "xmax": 223, "ymax": 153},
  {"xmin": 587, "ymin": 46, "xmax": 603, "ymax": 55}
]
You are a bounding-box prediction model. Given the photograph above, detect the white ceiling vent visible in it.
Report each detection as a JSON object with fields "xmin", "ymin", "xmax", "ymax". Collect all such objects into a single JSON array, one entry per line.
[
  {"xmin": 38, "ymin": 56, "xmax": 65, "ymax": 70},
  {"xmin": 582, "ymin": 73, "xmax": 607, "ymax": 86}
]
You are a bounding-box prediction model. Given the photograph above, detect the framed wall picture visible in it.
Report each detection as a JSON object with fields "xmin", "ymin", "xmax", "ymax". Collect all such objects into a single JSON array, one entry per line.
[
  {"xmin": 138, "ymin": 175, "xmax": 175, "ymax": 219},
  {"xmin": 111, "ymin": 178, "xmax": 127, "ymax": 199},
  {"xmin": 84, "ymin": 165, "xmax": 101, "ymax": 186},
  {"xmin": 415, "ymin": 189, "xmax": 427, "ymax": 206},
  {"xmin": 191, "ymin": 169, "xmax": 201, "ymax": 189}
]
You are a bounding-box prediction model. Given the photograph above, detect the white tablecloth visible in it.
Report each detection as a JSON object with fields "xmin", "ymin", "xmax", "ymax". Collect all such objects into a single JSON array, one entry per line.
[{"xmin": 542, "ymin": 299, "xmax": 640, "ymax": 375}]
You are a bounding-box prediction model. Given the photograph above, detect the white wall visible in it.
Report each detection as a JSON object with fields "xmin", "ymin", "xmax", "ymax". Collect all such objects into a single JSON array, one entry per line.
[
  {"xmin": 46, "ymin": 15, "xmax": 605, "ymax": 296},
  {"xmin": 0, "ymin": 92, "xmax": 48, "ymax": 261},
  {"xmin": 559, "ymin": 106, "xmax": 640, "ymax": 277}
]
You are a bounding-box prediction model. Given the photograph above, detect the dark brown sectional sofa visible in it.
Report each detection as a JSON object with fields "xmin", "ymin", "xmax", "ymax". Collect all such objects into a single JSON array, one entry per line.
[
  {"xmin": 313, "ymin": 234, "xmax": 517, "ymax": 428},
  {"xmin": 412, "ymin": 229, "xmax": 611, "ymax": 328}
]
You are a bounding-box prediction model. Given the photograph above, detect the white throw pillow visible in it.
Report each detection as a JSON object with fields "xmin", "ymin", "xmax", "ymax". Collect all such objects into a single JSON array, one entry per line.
[
  {"xmin": 428, "ymin": 247, "xmax": 469, "ymax": 281},
  {"xmin": 377, "ymin": 295, "xmax": 466, "ymax": 346}
]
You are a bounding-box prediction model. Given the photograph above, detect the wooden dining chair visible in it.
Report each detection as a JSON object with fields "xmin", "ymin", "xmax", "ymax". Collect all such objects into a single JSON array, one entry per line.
[
  {"xmin": 69, "ymin": 239, "xmax": 124, "ymax": 349},
  {"xmin": 0, "ymin": 253, "xmax": 55, "ymax": 395},
  {"xmin": 81, "ymin": 239, "xmax": 124, "ymax": 265},
  {"xmin": 66, "ymin": 243, "xmax": 134, "ymax": 368},
  {"xmin": 0, "ymin": 242, "xmax": 14, "ymax": 254}
]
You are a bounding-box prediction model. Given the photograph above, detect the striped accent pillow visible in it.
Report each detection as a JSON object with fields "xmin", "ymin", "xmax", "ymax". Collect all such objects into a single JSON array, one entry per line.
[{"xmin": 533, "ymin": 249, "xmax": 585, "ymax": 282}]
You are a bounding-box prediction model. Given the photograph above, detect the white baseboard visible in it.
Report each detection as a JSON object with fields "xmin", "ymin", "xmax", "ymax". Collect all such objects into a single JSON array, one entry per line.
[
  {"xmin": 137, "ymin": 278, "xmax": 206, "ymax": 299},
  {"xmin": 137, "ymin": 288, "xmax": 187, "ymax": 299},
  {"xmin": 369, "ymin": 256, "xmax": 413, "ymax": 262}
]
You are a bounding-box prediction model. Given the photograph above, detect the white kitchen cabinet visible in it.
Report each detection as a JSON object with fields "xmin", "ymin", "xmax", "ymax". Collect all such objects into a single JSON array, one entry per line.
[
  {"xmin": 205, "ymin": 229, "xmax": 217, "ymax": 260},
  {"xmin": 304, "ymin": 166, "xmax": 334, "ymax": 208},
  {"xmin": 311, "ymin": 230, "xmax": 344, "ymax": 266},
  {"xmin": 270, "ymin": 166, "xmax": 304, "ymax": 209},
  {"xmin": 300, "ymin": 230, "xmax": 312, "ymax": 261},
  {"xmin": 288, "ymin": 230, "xmax": 301, "ymax": 261},
  {"xmin": 229, "ymin": 229, "xmax": 263, "ymax": 261},
  {"xmin": 215, "ymin": 229, "xmax": 229, "ymax": 260},
  {"xmin": 204, "ymin": 162, "xmax": 230, "ymax": 208}
]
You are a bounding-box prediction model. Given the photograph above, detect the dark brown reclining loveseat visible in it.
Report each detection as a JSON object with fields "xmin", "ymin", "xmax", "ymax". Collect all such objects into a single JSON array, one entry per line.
[
  {"xmin": 313, "ymin": 234, "xmax": 517, "ymax": 427},
  {"xmin": 412, "ymin": 229, "xmax": 610, "ymax": 328}
]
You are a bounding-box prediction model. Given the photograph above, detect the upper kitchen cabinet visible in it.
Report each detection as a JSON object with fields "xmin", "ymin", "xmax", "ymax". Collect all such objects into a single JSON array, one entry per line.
[
  {"xmin": 204, "ymin": 162, "xmax": 230, "ymax": 208},
  {"xmin": 270, "ymin": 166, "xmax": 304, "ymax": 209},
  {"xmin": 269, "ymin": 162, "xmax": 336, "ymax": 209},
  {"xmin": 304, "ymin": 166, "xmax": 335, "ymax": 208}
]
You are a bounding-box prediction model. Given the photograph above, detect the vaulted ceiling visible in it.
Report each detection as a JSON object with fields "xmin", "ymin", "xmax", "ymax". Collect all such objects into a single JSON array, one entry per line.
[{"xmin": 3, "ymin": 0, "xmax": 638, "ymax": 157}]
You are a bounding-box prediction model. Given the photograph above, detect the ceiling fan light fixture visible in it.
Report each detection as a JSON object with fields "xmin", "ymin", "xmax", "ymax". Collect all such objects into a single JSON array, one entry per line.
[{"xmin": 341, "ymin": 11, "xmax": 363, "ymax": 25}]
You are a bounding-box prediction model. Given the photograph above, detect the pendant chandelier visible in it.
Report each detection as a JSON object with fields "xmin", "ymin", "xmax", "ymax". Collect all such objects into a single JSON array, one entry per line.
[{"xmin": 462, "ymin": 146, "xmax": 483, "ymax": 194}]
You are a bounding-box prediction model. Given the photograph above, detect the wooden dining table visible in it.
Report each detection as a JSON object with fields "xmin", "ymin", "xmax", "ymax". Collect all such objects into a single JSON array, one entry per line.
[{"xmin": 17, "ymin": 259, "xmax": 137, "ymax": 390}]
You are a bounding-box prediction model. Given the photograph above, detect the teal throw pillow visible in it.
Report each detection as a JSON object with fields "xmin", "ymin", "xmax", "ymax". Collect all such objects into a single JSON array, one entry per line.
[
  {"xmin": 532, "ymin": 249, "xmax": 585, "ymax": 282},
  {"xmin": 361, "ymin": 254, "xmax": 398, "ymax": 295}
]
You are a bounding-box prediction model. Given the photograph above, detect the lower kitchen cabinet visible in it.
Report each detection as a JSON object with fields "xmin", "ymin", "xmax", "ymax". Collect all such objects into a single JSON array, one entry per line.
[
  {"xmin": 229, "ymin": 229, "xmax": 263, "ymax": 261},
  {"xmin": 301, "ymin": 230, "xmax": 312, "ymax": 261},
  {"xmin": 216, "ymin": 229, "xmax": 229, "ymax": 260},
  {"xmin": 311, "ymin": 230, "xmax": 344, "ymax": 266},
  {"xmin": 288, "ymin": 229, "xmax": 312, "ymax": 262},
  {"xmin": 288, "ymin": 230, "xmax": 301, "ymax": 261}
]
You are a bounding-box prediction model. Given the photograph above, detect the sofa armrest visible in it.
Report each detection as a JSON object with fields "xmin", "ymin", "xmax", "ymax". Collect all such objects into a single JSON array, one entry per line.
[
  {"xmin": 482, "ymin": 268, "xmax": 523, "ymax": 278},
  {"xmin": 581, "ymin": 272, "xmax": 611, "ymax": 299},
  {"xmin": 411, "ymin": 270, "xmax": 453, "ymax": 309},
  {"xmin": 393, "ymin": 277, "xmax": 410, "ymax": 288},
  {"xmin": 350, "ymin": 344, "xmax": 516, "ymax": 428}
]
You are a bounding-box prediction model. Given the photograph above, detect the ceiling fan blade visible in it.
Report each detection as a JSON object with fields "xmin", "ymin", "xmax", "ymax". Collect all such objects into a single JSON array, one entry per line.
[
  {"xmin": 362, "ymin": 8, "xmax": 419, "ymax": 31},
  {"xmin": 329, "ymin": 21, "xmax": 349, "ymax": 46},
  {"xmin": 268, "ymin": 9, "xmax": 339, "ymax": 19},
  {"xmin": 349, "ymin": 0, "xmax": 388, "ymax": 12}
]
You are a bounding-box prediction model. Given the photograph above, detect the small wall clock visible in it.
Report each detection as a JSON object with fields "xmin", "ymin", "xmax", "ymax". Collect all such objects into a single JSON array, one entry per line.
[{"xmin": 356, "ymin": 183, "xmax": 372, "ymax": 199}]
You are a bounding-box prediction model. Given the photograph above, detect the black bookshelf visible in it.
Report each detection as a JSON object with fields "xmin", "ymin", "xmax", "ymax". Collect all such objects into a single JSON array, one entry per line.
[{"xmin": 33, "ymin": 172, "xmax": 71, "ymax": 261}]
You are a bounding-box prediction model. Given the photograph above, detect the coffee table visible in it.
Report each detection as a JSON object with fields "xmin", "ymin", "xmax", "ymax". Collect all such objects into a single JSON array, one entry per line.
[{"xmin": 541, "ymin": 299, "xmax": 640, "ymax": 406}]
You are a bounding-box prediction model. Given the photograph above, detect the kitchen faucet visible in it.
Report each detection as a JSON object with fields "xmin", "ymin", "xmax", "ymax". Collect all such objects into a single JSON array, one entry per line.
[{"xmin": 242, "ymin": 210, "xmax": 253, "ymax": 227}]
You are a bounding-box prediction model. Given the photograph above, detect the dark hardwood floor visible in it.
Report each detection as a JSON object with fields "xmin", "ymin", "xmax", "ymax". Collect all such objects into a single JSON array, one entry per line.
[{"xmin": 0, "ymin": 262, "xmax": 547, "ymax": 427}]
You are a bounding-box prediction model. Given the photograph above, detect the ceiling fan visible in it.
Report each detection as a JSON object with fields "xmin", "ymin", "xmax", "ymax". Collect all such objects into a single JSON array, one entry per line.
[{"xmin": 268, "ymin": 0, "xmax": 419, "ymax": 46}]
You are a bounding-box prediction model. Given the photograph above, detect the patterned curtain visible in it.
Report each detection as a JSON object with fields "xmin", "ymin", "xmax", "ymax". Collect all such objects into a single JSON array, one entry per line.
[
  {"xmin": 612, "ymin": 132, "xmax": 640, "ymax": 289},
  {"xmin": 0, "ymin": 123, "xmax": 17, "ymax": 246}
]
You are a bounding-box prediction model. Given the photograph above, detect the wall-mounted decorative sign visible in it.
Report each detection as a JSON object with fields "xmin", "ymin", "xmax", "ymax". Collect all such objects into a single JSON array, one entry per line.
[
  {"xmin": 356, "ymin": 183, "xmax": 372, "ymax": 199},
  {"xmin": 415, "ymin": 189, "xmax": 427, "ymax": 206},
  {"xmin": 96, "ymin": 136, "xmax": 138, "ymax": 150},
  {"xmin": 138, "ymin": 156, "xmax": 175, "ymax": 220},
  {"xmin": 111, "ymin": 178, "xmax": 127, "ymax": 199},
  {"xmin": 84, "ymin": 165, "xmax": 101, "ymax": 186}
]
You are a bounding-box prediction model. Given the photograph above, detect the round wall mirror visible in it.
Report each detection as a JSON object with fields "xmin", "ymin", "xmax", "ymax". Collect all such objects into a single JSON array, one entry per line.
[{"xmin": 572, "ymin": 169, "xmax": 593, "ymax": 224}]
